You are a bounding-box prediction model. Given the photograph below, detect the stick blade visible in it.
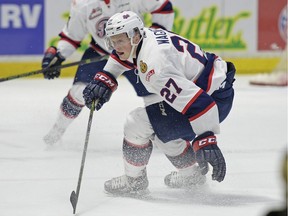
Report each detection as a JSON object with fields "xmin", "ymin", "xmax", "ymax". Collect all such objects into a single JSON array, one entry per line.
[{"xmin": 70, "ymin": 190, "xmax": 78, "ymax": 214}]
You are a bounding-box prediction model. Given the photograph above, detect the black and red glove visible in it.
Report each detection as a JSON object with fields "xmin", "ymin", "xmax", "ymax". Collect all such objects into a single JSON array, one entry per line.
[
  {"xmin": 192, "ymin": 131, "xmax": 226, "ymax": 182},
  {"xmin": 83, "ymin": 71, "xmax": 118, "ymax": 110},
  {"xmin": 41, "ymin": 46, "xmax": 65, "ymax": 79}
]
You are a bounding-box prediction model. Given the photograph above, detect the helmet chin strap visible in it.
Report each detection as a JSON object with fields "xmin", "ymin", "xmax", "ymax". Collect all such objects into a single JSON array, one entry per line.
[
  {"xmin": 128, "ymin": 36, "xmax": 142, "ymax": 60},
  {"xmin": 128, "ymin": 44, "xmax": 137, "ymax": 60}
]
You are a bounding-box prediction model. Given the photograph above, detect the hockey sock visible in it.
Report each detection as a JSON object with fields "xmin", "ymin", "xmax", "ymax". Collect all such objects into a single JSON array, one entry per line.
[
  {"xmin": 165, "ymin": 141, "xmax": 196, "ymax": 169},
  {"xmin": 123, "ymin": 139, "xmax": 153, "ymax": 177},
  {"xmin": 61, "ymin": 91, "xmax": 84, "ymax": 119}
]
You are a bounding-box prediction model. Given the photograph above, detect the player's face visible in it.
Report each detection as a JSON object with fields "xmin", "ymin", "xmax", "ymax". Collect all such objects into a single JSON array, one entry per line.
[{"xmin": 110, "ymin": 33, "xmax": 132, "ymax": 60}]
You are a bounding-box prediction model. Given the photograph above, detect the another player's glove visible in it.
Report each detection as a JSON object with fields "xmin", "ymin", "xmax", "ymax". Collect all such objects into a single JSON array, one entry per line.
[
  {"xmin": 83, "ymin": 71, "xmax": 118, "ymax": 110},
  {"xmin": 41, "ymin": 46, "xmax": 65, "ymax": 79},
  {"xmin": 192, "ymin": 131, "xmax": 226, "ymax": 182}
]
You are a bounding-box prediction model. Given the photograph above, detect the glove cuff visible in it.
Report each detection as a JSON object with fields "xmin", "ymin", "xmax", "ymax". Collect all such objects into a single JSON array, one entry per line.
[
  {"xmin": 94, "ymin": 71, "xmax": 118, "ymax": 92},
  {"xmin": 44, "ymin": 46, "xmax": 65, "ymax": 60},
  {"xmin": 192, "ymin": 131, "xmax": 217, "ymax": 152}
]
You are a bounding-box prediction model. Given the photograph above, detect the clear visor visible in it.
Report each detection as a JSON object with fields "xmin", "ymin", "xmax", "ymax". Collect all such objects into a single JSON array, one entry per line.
[
  {"xmin": 104, "ymin": 36, "xmax": 132, "ymax": 51},
  {"xmin": 104, "ymin": 30, "xmax": 136, "ymax": 51}
]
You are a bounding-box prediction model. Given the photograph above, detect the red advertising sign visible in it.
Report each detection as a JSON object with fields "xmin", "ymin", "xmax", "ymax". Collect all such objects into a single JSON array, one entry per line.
[{"xmin": 258, "ymin": 0, "xmax": 287, "ymax": 50}]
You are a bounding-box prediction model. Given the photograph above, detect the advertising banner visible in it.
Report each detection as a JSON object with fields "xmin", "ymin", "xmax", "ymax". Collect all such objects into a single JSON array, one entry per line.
[
  {"xmin": 0, "ymin": 0, "xmax": 44, "ymax": 55},
  {"xmin": 171, "ymin": 0, "xmax": 257, "ymax": 54},
  {"xmin": 258, "ymin": 0, "xmax": 287, "ymax": 50},
  {"xmin": 1, "ymin": 0, "xmax": 286, "ymax": 56},
  {"xmin": 0, "ymin": 0, "xmax": 286, "ymax": 74}
]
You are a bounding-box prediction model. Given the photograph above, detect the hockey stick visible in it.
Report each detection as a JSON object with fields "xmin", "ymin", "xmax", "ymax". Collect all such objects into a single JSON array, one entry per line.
[
  {"xmin": 0, "ymin": 55, "xmax": 109, "ymax": 83},
  {"xmin": 70, "ymin": 100, "xmax": 97, "ymax": 214}
]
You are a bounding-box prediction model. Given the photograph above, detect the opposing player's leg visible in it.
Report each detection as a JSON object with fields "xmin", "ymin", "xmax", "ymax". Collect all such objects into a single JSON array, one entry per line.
[
  {"xmin": 43, "ymin": 48, "xmax": 107, "ymax": 145},
  {"xmin": 104, "ymin": 107, "xmax": 154, "ymax": 195}
]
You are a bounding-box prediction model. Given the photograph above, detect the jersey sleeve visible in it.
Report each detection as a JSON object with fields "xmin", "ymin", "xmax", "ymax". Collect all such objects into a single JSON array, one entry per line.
[{"xmin": 57, "ymin": 0, "xmax": 89, "ymax": 57}]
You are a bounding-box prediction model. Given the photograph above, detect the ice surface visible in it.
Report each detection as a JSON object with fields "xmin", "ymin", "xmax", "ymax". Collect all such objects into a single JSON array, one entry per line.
[{"xmin": 0, "ymin": 75, "xmax": 287, "ymax": 216}]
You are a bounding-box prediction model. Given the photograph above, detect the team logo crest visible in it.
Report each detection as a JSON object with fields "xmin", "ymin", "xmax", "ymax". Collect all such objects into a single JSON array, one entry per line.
[
  {"xmin": 96, "ymin": 17, "xmax": 109, "ymax": 38},
  {"xmin": 140, "ymin": 60, "xmax": 147, "ymax": 73},
  {"xmin": 123, "ymin": 14, "xmax": 130, "ymax": 19}
]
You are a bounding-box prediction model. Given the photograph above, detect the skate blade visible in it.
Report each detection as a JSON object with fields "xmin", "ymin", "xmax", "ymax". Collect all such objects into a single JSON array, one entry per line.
[{"xmin": 105, "ymin": 188, "xmax": 151, "ymax": 200}]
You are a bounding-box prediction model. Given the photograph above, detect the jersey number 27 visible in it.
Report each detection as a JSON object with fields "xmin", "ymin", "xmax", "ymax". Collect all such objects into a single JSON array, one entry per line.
[{"xmin": 160, "ymin": 35, "xmax": 206, "ymax": 103}]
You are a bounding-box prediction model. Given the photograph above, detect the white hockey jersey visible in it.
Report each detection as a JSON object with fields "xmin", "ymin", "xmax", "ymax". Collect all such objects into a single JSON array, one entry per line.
[
  {"xmin": 104, "ymin": 28, "xmax": 228, "ymax": 135},
  {"xmin": 57, "ymin": 0, "xmax": 174, "ymax": 58}
]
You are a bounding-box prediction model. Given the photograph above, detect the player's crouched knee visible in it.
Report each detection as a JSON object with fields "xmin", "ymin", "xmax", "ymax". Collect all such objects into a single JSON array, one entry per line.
[{"xmin": 124, "ymin": 108, "xmax": 153, "ymax": 145}]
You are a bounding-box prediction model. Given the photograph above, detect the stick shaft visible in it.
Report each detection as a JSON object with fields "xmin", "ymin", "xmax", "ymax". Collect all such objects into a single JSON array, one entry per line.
[
  {"xmin": 0, "ymin": 55, "xmax": 108, "ymax": 82},
  {"xmin": 71, "ymin": 100, "xmax": 96, "ymax": 214}
]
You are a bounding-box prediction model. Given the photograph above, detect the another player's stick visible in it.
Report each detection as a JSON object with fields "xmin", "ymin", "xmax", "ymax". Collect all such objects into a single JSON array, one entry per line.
[
  {"xmin": 70, "ymin": 100, "xmax": 97, "ymax": 214},
  {"xmin": 0, "ymin": 55, "xmax": 109, "ymax": 83}
]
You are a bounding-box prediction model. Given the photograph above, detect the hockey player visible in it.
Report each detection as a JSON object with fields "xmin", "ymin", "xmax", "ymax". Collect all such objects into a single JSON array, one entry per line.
[
  {"xmin": 41, "ymin": 0, "xmax": 174, "ymax": 145},
  {"xmin": 42, "ymin": 0, "xmax": 207, "ymax": 192},
  {"xmin": 83, "ymin": 11, "xmax": 236, "ymax": 194}
]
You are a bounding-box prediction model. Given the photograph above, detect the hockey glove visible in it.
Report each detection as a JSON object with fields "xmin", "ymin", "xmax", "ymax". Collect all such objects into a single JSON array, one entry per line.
[
  {"xmin": 83, "ymin": 71, "xmax": 118, "ymax": 110},
  {"xmin": 192, "ymin": 131, "xmax": 226, "ymax": 182},
  {"xmin": 42, "ymin": 46, "xmax": 65, "ymax": 79}
]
